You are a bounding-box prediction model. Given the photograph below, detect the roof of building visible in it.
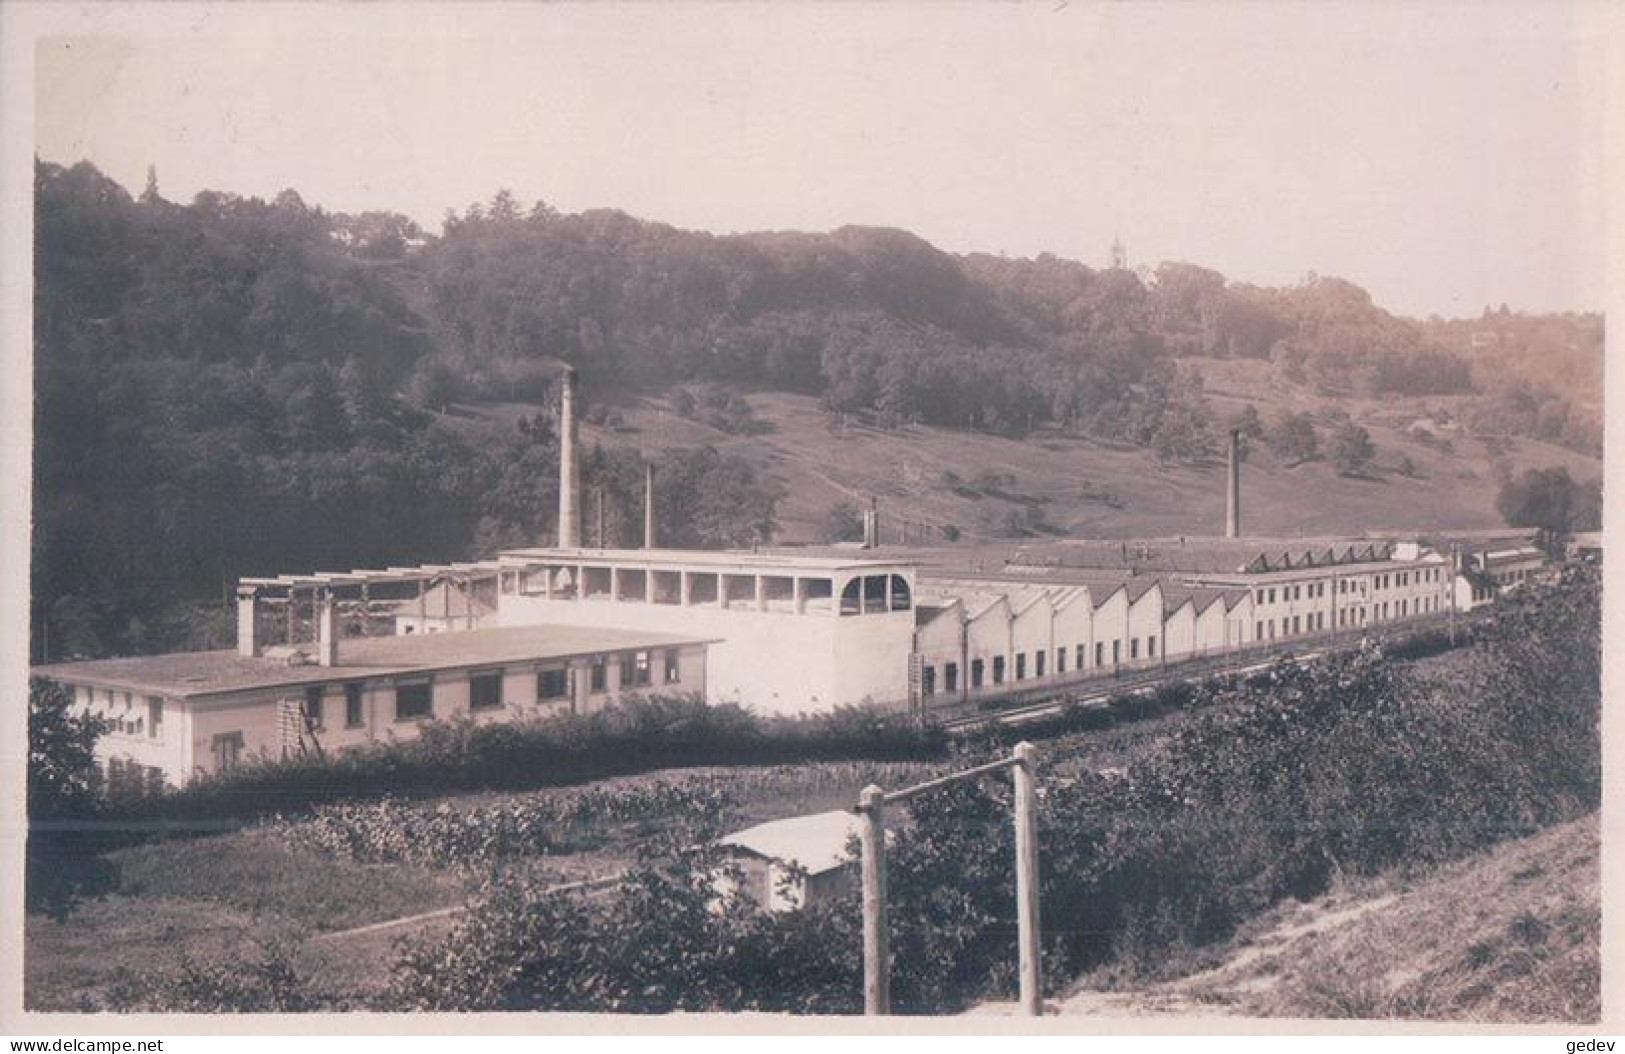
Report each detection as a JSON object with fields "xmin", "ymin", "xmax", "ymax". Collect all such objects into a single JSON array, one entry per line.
[
  {"xmin": 389, "ymin": 582, "xmax": 496, "ymax": 620},
  {"xmin": 716, "ymin": 810, "xmax": 861, "ymax": 875},
  {"xmin": 1003, "ymin": 536, "xmax": 1413, "ymax": 576},
  {"xmin": 500, "ymin": 546, "xmax": 914, "ymax": 574},
  {"xmin": 33, "ymin": 624, "xmax": 715, "ymax": 701}
]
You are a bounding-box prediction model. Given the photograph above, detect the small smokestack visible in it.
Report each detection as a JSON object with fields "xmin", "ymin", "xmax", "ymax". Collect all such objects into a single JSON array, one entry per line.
[
  {"xmin": 863, "ymin": 496, "xmax": 879, "ymax": 549},
  {"xmin": 1226, "ymin": 429, "xmax": 1242, "ymax": 539},
  {"xmin": 236, "ymin": 586, "xmax": 259, "ymax": 658},
  {"xmin": 644, "ymin": 461, "xmax": 656, "ymax": 549},
  {"xmin": 316, "ymin": 593, "xmax": 338, "ymax": 667},
  {"xmin": 557, "ymin": 366, "xmax": 580, "ymax": 548}
]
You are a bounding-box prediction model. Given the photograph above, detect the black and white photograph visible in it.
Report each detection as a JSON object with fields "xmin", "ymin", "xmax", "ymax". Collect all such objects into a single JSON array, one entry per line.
[{"xmin": 3, "ymin": 0, "xmax": 1614, "ymax": 1034}]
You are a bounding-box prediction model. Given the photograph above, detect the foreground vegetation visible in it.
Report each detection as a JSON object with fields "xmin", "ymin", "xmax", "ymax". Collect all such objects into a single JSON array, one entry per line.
[
  {"xmin": 25, "ymin": 569, "xmax": 1597, "ymax": 1016},
  {"xmin": 1050, "ymin": 815, "xmax": 1598, "ymax": 1023}
]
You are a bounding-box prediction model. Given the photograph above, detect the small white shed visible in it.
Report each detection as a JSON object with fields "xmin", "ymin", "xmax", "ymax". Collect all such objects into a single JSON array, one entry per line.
[{"xmin": 712, "ymin": 810, "xmax": 862, "ymax": 912}]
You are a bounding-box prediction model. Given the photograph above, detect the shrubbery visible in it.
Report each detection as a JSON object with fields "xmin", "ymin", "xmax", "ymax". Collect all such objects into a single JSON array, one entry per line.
[{"xmin": 114, "ymin": 695, "xmax": 946, "ymax": 823}]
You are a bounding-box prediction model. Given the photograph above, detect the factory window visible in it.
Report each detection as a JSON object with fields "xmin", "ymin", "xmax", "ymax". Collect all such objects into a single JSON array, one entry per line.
[
  {"xmin": 1095, "ymin": 642, "xmax": 1105, "ymax": 668},
  {"xmin": 1112, "ymin": 640, "xmax": 1121, "ymax": 665},
  {"xmin": 664, "ymin": 649, "xmax": 682, "ymax": 684},
  {"xmin": 762, "ymin": 576, "xmax": 795, "ymax": 611},
  {"xmin": 944, "ymin": 663, "xmax": 958, "ymax": 692},
  {"xmin": 470, "ymin": 670, "xmax": 503, "ymax": 711},
  {"xmin": 1130, "ymin": 638, "xmax": 1140, "ymax": 660},
  {"xmin": 589, "ymin": 659, "xmax": 607, "ymax": 693},
  {"xmin": 1015, "ymin": 653, "xmax": 1027, "ymax": 680},
  {"xmin": 840, "ymin": 574, "xmax": 869, "ymax": 614},
  {"xmin": 921, "ymin": 666, "xmax": 936, "ymax": 697},
  {"xmin": 889, "ymin": 576, "xmax": 912, "ymax": 611},
  {"xmin": 211, "ymin": 731, "xmax": 245, "ymax": 773},
  {"xmin": 1256, "ymin": 620, "xmax": 1263, "ymax": 639},
  {"xmin": 1267, "ymin": 620, "xmax": 1275, "ymax": 640},
  {"xmin": 616, "ymin": 569, "xmax": 648, "ymax": 602},
  {"xmin": 800, "ymin": 578, "xmax": 834, "ymax": 614},
  {"xmin": 970, "ymin": 659, "xmax": 984, "ymax": 689},
  {"xmin": 147, "ymin": 697, "xmax": 163, "ymax": 740},
  {"xmin": 688, "ymin": 573, "xmax": 720, "ymax": 607},
  {"xmin": 863, "ymin": 575, "xmax": 888, "ymax": 614},
  {"xmin": 1268, "ymin": 588, "xmax": 1276, "ymax": 604},
  {"xmin": 345, "ymin": 683, "xmax": 365, "ymax": 728},
  {"xmin": 304, "ymin": 685, "xmax": 325, "ymax": 731},
  {"xmin": 1053, "ymin": 648, "xmax": 1063, "ymax": 674},
  {"xmin": 1255, "ymin": 589, "xmax": 1264, "ymax": 604},
  {"xmin": 724, "ymin": 574, "xmax": 757, "ymax": 608},
  {"xmin": 539, "ymin": 667, "xmax": 570, "ymax": 701},
  {"xmin": 1075, "ymin": 644, "xmax": 1085, "ymax": 670},
  {"xmin": 583, "ymin": 566, "xmax": 613, "ymax": 599},
  {"xmin": 1148, "ymin": 636, "xmax": 1157, "ymax": 658},
  {"xmin": 992, "ymin": 656, "xmax": 1006, "ymax": 684},
  {"xmin": 395, "ymin": 680, "xmax": 432, "ymax": 721},
  {"xmin": 1399, "ymin": 599, "xmax": 1407, "ymax": 617},
  {"xmin": 621, "ymin": 651, "xmax": 652, "ymax": 688}
]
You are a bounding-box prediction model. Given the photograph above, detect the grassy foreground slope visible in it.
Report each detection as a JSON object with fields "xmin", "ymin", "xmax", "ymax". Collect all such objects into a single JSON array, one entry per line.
[{"xmin": 1045, "ymin": 815, "xmax": 1599, "ymax": 1023}]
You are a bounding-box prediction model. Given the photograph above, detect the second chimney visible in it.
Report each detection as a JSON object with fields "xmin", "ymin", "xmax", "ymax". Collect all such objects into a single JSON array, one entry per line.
[
  {"xmin": 1225, "ymin": 429, "xmax": 1242, "ymax": 539},
  {"xmin": 644, "ymin": 461, "xmax": 656, "ymax": 549},
  {"xmin": 557, "ymin": 366, "xmax": 581, "ymax": 548}
]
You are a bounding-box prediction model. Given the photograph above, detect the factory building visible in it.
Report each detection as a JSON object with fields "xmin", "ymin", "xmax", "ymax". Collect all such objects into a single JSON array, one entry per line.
[
  {"xmin": 34, "ymin": 624, "xmax": 713, "ymax": 786},
  {"xmin": 32, "ymin": 365, "xmax": 1543, "ymax": 788}
]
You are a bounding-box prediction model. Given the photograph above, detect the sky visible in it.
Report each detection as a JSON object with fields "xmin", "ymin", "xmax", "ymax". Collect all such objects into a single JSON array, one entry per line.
[{"xmin": 22, "ymin": 2, "xmax": 1614, "ymax": 319}]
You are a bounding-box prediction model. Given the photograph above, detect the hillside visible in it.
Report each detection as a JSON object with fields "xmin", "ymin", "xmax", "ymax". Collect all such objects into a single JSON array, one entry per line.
[
  {"xmin": 31, "ymin": 160, "xmax": 1604, "ymax": 658},
  {"xmin": 452, "ymin": 371, "xmax": 1601, "ymax": 543},
  {"xmin": 1031, "ymin": 814, "xmax": 1599, "ymax": 1023}
]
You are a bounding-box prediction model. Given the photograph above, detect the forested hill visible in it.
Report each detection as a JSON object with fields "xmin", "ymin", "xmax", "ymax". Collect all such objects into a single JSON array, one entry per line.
[{"xmin": 31, "ymin": 161, "xmax": 1604, "ymax": 659}]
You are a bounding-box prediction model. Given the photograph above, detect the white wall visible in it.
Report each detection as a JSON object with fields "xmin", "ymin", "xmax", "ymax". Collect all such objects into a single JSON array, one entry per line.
[{"xmin": 496, "ymin": 593, "xmax": 906, "ymax": 715}]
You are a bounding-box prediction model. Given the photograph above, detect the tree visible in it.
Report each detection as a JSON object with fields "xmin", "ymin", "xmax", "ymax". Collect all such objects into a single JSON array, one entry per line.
[
  {"xmin": 1330, "ymin": 422, "xmax": 1375, "ymax": 476},
  {"xmin": 1496, "ymin": 467, "xmax": 1602, "ymax": 541},
  {"xmin": 28, "ymin": 679, "xmax": 106, "ymax": 818},
  {"xmin": 1229, "ymin": 403, "xmax": 1264, "ymax": 440},
  {"xmin": 1266, "ymin": 412, "xmax": 1319, "ymax": 464}
]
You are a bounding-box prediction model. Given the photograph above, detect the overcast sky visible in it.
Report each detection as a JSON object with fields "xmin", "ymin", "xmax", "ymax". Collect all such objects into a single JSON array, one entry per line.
[{"xmin": 27, "ymin": 2, "xmax": 1611, "ymax": 319}]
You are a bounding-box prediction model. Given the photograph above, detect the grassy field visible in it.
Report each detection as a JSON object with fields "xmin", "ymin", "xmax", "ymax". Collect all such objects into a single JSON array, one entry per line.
[
  {"xmin": 448, "ymin": 357, "xmax": 1600, "ymax": 544},
  {"xmin": 1042, "ymin": 814, "xmax": 1599, "ymax": 1024}
]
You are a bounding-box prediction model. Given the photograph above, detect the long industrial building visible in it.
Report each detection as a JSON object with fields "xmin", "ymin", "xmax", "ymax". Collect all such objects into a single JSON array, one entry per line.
[{"xmin": 34, "ymin": 372, "xmax": 1548, "ymax": 788}]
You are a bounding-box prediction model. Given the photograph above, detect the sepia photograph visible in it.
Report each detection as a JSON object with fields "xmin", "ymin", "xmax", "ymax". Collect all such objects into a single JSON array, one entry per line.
[{"xmin": 3, "ymin": 0, "xmax": 1613, "ymax": 1034}]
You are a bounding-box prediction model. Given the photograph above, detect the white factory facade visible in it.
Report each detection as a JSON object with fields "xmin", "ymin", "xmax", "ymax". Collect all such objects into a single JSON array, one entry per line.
[{"xmin": 33, "ymin": 370, "xmax": 1551, "ymax": 788}]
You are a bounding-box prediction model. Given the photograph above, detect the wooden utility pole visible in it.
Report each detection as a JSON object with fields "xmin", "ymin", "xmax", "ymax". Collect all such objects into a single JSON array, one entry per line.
[
  {"xmin": 859, "ymin": 784, "xmax": 889, "ymax": 1015},
  {"xmin": 856, "ymin": 745, "xmax": 1043, "ymax": 1017},
  {"xmin": 1013, "ymin": 741, "xmax": 1042, "ymax": 1016}
]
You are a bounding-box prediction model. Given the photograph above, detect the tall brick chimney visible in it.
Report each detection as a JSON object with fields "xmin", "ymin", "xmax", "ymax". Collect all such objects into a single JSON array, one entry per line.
[
  {"xmin": 557, "ymin": 366, "xmax": 580, "ymax": 548},
  {"xmin": 1226, "ymin": 429, "xmax": 1242, "ymax": 539}
]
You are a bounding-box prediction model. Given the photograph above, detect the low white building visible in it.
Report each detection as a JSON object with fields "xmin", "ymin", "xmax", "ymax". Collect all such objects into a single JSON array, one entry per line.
[{"xmin": 35, "ymin": 623, "xmax": 712, "ymax": 788}]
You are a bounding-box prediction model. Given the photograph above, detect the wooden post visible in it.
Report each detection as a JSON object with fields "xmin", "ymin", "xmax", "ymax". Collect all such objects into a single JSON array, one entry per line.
[
  {"xmin": 859, "ymin": 785, "xmax": 889, "ymax": 1016},
  {"xmin": 1013, "ymin": 741, "xmax": 1042, "ymax": 1016}
]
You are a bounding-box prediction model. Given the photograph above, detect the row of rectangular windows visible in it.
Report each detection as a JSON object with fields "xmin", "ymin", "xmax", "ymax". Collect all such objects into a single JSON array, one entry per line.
[
  {"xmin": 921, "ymin": 636, "xmax": 1158, "ymax": 696},
  {"xmin": 1256, "ymin": 568, "xmax": 1444, "ymax": 606},
  {"xmin": 302, "ymin": 648, "xmax": 686, "ymax": 729}
]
